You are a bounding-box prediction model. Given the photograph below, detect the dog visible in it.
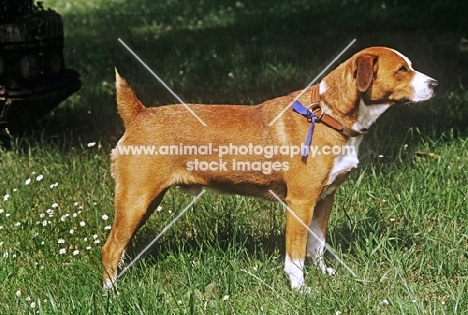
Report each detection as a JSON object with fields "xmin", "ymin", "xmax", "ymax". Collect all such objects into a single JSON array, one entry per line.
[{"xmin": 102, "ymin": 47, "xmax": 437, "ymax": 290}]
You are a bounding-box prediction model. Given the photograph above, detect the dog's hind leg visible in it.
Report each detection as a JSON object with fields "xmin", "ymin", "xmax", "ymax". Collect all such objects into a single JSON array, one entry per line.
[{"xmin": 102, "ymin": 182, "xmax": 168, "ymax": 289}]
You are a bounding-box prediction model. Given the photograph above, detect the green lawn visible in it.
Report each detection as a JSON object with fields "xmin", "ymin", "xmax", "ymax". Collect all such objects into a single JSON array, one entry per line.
[{"xmin": 1, "ymin": 0, "xmax": 467, "ymax": 314}]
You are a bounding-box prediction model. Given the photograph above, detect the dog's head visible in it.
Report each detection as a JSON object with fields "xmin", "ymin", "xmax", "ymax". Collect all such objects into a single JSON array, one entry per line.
[
  {"xmin": 321, "ymin": 47, "xmax": 438, "ymax": 114},
  {"xmin": 352, "ymin": 47, "xmax": 438, "ymax": 104}
]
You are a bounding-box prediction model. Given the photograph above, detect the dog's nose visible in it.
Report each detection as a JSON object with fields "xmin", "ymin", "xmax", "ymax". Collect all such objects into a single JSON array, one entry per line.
[{"xmin": 427, "ymin": 78, "xmax": 438, "ymax": 93}]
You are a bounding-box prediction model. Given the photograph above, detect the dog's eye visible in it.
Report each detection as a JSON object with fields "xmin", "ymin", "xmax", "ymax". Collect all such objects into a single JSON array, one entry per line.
[{"xmin": 397, "ymin": 66, "xmax": 408, "ymax": 72}]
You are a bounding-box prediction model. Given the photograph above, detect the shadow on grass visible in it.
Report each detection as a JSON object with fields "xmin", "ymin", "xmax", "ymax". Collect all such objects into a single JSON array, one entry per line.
[{"xmin": 119, "ymin": 192, "xmax": 286, "ymax": 275}]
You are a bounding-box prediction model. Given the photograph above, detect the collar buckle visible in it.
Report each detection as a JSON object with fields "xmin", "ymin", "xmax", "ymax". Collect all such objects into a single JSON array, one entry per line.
[{"xmin": 307, "ymin": 103, "xmax": 323, "ymax": 122}]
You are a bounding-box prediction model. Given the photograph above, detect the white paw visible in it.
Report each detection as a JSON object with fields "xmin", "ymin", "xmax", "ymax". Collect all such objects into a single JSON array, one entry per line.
[
  {"xmin": 289, "ymin": 278, "xmax": 304, "ymax": 290},
  {"xmin": 103, "ymin": 276, "xmax": 117, "ymax": 291},
  {"xmin": 324, "ymin": 267, "xmax": 337, "ymax": 276},
  {"xmin": 284, "ymin": 255, "xmax": 306, "ymax": 290},
  {"xmin": 317, "ymin": 258, "xmax": 336, "ymax": 276}
]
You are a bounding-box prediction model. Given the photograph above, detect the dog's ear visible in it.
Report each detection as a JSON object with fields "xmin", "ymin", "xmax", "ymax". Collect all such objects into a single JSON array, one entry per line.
[{"xmin": 355, "ymin": 54, "xmax": 377, "ymax": 92}]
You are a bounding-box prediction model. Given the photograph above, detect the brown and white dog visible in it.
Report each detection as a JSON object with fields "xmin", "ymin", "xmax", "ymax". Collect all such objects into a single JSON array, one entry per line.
[{"xmin": 103, "ymin": 47, "xmax": 437, "ymax": 290}]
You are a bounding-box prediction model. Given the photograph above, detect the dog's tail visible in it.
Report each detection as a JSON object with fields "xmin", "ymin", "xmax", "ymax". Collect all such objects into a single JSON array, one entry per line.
[{"xmin": 115, "ymin": 68, "xmax": 145, "ymax": 126}]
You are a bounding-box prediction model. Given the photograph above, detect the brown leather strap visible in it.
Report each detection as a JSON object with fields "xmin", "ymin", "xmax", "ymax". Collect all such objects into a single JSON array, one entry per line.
[
  {"xmin": 311, "ymin": 84, "xmax": 320, "ymax": 105},
  {"xmin": 309, "ymin": 85, "xmax": 365, "ymax": 137}
]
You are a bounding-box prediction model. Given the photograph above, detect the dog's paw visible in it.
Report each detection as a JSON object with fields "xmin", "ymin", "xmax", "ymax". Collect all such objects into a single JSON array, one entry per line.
[
  {"xmin": 324, "ymin": 267, "xmax": 337, "ymax": 276},
  {"xmin": 103, "ymin": 277, "xmax": 117, "ymax": 291},
  {"xmin": 317, "ymin": 258, "xmax": 336, "ymax": 276}
]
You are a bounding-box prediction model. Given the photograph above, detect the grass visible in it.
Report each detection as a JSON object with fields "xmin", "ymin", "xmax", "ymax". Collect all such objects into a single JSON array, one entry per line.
[{"xmin": 1, "ymin": 0, "xmax": 468, "ymax": 313}]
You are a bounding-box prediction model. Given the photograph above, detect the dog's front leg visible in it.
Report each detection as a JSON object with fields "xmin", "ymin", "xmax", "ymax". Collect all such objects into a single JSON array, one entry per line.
[
  {"xmin": 307, "ymin": 191, "xmax": 336, "ymax": 275},
  {"xmin": 283, "ymin": 198, "xmax": 316, "ymax": 290}
]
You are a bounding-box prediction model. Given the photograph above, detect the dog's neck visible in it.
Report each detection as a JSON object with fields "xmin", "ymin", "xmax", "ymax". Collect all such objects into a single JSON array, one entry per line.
[
  {"xmin": 352, "ymin": 99, "xmax": 391, "ymax": 131},
  {"xmin": 318, "ymin": 80, "xmax": 391, "ymax": 132}
]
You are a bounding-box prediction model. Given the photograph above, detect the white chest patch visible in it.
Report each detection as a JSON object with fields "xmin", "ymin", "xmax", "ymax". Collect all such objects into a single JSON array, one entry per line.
[
  {"xmin": 321, "ymin": 136, "xmax": 362, "ymax": 198},
  {"xmin": 353, "ymin": 99, "xmax": 391, "ymax": 132},
  {"xmin": 321, "ymin": 98, "xmax": 390, "ymax": 198}
]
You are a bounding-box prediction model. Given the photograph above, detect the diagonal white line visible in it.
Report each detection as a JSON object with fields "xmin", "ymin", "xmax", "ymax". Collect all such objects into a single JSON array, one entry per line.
[
  {"xmin": 268, "ymin": 39, "xmax": 356, "ymax": 127},
  {"xmin": 268, "ymin": 189, "xmax": 358, "ymax": 278},
  {"xmin": 118, "ymin": 38, "xmax": 207, "ymax": 126},
  {"xmin": 117, "ymin": 189, "xmax": 206, "ymax": 279}
]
